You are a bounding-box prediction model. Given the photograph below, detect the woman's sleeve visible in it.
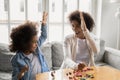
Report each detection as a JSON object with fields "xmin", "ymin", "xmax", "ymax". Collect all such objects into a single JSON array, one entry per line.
[
  {"xmin": 84, "ymin": 30, "xmax": 100, "ymax": 54},
  {"xmin": 60, "ymin": 37, "xmax": 78, "ymax": 69},
  {"xmin": 38, "ymin": 24, "xmax": 47, "ymax": 47}
]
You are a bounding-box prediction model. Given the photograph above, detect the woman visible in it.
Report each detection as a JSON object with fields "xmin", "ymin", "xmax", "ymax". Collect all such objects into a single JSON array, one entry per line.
[{"xmin": 60, "ymin": 10, "xmax": 100, "ymax": 69}]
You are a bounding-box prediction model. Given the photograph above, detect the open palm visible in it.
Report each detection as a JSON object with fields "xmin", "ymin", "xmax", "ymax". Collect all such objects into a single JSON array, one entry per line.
[{"xmin": 41, "ymin": 11, "xmax": 48, "ymax": 25}]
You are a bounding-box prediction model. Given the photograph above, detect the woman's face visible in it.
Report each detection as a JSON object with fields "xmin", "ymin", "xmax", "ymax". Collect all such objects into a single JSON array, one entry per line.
[
  {"xmin": 71, "ymin": 20, "xmax": 85, "ymax": 39},
  {"xmin": 29, "ymin": 35, "xmax": 38, "ymax": 53}
]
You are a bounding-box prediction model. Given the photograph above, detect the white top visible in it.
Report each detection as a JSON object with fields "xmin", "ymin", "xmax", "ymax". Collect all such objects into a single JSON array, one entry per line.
[
  {"xmin": 75, "ymin": 38, "xmax": 90, "ymax": 65},
  {"xmin": 25, "ymin": 53, "xmax": 41, "ymax": 80},
  {"xmin": 60, "ymin": 32, "xmax": 100, "ymax": 69}
]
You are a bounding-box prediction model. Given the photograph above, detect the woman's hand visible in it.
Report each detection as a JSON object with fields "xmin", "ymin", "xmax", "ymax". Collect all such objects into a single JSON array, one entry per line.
[
  {"xmin": 18, "ymin": 65, "xmax": 29, "ymax": 80},
  {"xmin": 80, "ymin": 12, "xmax": 87, "ymax": 32},
  {"xmin": 41, "ymin": 11, "xmax": 48, "ymax": 25}
]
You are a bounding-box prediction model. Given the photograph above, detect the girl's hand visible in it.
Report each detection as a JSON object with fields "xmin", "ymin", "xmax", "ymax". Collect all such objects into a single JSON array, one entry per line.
[
  {"xmin": 18, "ymin": 65, "xmax": 29, "ymax": 80},
  {"xmin": 41, "ymin": 11, "xmax": 48, "ymax": 25},
  {"xmin": 77, "ymin": 62, "xmax": 86, "ymax": 70}
]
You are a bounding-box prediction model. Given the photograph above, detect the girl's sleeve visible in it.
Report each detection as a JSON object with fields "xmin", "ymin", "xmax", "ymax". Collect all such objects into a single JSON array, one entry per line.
[
  {"xmin": 38, "ymin": 24, "xmax": 47, "ymax": 47},
  {"xmin": 11, "ymin": 58, "xmax": 20, "ymax": 80}
]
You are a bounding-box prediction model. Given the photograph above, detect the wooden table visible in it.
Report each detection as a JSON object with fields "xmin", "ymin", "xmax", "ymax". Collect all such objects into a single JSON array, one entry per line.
[{"xmin": 36, "ymin": 66, "xmax": 120, "ymax": 80}]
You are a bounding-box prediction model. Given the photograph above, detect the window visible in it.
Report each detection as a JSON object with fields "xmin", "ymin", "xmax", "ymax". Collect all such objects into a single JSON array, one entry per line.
[
  {"xmin": 38, "ymin": 0, "xmax": 42, "ymax": 12},
  {"xmin": 0, "ymin": 0, "xmax": 8, "ymax": 21},
  {"xmin": 10, "ymin": 0, "xmax": 25, "ymax": 21},
  {"xmin": 52, "ymin": 1, "xmax": 55, "ymax": 12},
  {"xmin": 0, "ymin": 25, "xmax": 9, "ymax": 44},
  {"xmin": 64, "ymin": 0, "xmax": 78, "ymax": 38},
  {"xmin": 48, "ymin": 0, "xmax": 91, "ymax": 42},
  {"xmin": 0, "ymin": 0, "xmax": 8, "ymax": 44},
  {"xmin": 4, "ymin": 0, "xmax": 8, "ymax": 12},
  {"xmin": 79, "ymin": 0, "xmax": 91, "ymax": 13},
  {"xmin": 49, "ymin": 0, "xmax": 63, "ymax": 41},
  {"xmin": 28, "ymin": 0, "xmax": 42, "ymax": 21},
  {"xmin": 0, "ymin": 0, "xmax": 91, "ymax": 44},
  {"xmin": 20, "ymin": 0, "xmax": 24, "ymax": 12}
]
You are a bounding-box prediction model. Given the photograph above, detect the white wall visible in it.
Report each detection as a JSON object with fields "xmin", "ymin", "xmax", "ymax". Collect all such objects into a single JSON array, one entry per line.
[{"xmin": 100, "ymin": 0, "xmax": 120, "ymax": 49}]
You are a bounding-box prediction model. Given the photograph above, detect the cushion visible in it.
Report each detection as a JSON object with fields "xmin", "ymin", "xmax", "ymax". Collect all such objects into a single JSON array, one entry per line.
[
  {"xmin": 95, "ymin": 62, "xmax": 109, "ymax": 66},
  {"xmin": 41, "ymin": 42, "xmax": 52, "ymax": 70},
  {"xmin": 0, "ymin": 71, "xmax": 12, "ymax": 80},
  {"xmin": 0, "ymin": 43, "xmax": 9, "ymax": 52},
  {"xmin": 51, "ymin": 42, "xmax": 64, "ymax": 70},
  {"xmin": 104, "ymin": 47, "xmax": 120, "ymax": 70},
  {"xmin": 0, "ymin": 43, "xmax": 14, "ymax": 72},
  {"xmin": 94, "ymin": 39, "xmax": 105, "ymax": 62}
]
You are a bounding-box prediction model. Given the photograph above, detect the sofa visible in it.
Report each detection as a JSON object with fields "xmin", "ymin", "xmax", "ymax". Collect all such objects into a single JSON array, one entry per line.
[{"xmin": 0, "ymin": 40, "xmax": 120, "ymax": 80}]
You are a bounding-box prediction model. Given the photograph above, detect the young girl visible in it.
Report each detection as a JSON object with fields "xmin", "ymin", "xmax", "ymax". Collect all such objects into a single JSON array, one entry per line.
[
  {"xmin": 10, "ymin": 12, "xmax": 49, "ymax": 80},
  {"xmin": 60, "ymin": 10, "xmax": 100, "ymax": 69}
]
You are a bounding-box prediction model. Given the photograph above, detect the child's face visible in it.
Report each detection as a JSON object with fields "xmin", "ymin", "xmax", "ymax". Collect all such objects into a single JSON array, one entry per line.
[
  {"xmin": 29, "ymin": 35, "xmax": 38, "ymax": 53},
  {"xmin": 71, "ymin": 20, "xmax": 85, "ymax": 39}
]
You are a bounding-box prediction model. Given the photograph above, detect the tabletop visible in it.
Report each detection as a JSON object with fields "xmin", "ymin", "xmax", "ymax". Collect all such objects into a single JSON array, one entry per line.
[{"xmin": 36, "ymin": 66, "xmax": 120, "ymax": 80}]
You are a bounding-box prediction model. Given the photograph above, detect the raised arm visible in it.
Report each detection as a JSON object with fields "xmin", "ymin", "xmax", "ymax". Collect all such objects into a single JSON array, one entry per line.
[
  {"xmin": 38, "ymin": 12, "xmax": 48, "ymax": 46},
  {"xmin": 80, "ymin": 12, "xmax": 100, "ymax": 53}
]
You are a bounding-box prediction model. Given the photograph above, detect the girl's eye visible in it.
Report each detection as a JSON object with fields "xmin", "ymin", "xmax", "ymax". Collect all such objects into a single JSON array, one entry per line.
[{"xmin": 32, "ymin": 40, "xmax": 37, "ymax": 43}]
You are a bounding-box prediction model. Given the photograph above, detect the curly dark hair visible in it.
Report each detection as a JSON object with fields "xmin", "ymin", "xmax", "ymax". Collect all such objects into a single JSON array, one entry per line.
[
  {"xmin": 9, "ymin": 21, "xmax": 38, "ymax": 52},
  {"xmin": 68, "ymin": 10, "xmax": 95, "ymax": 32}
]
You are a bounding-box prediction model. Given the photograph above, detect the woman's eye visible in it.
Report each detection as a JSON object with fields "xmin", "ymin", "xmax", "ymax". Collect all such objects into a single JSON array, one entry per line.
[{"xmin": 72, "ymin": 24, "xmax": 74, "ymax": 27}]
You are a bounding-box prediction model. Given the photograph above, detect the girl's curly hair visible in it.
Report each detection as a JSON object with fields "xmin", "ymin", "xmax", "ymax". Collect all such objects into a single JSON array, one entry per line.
[
  {"xmin": 68, "ymin": 10, "xmax": 95, "ymax": 32},
  {"xmin": 9, "ymin": 21, "xmax": 38, "ymax": 52}
]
